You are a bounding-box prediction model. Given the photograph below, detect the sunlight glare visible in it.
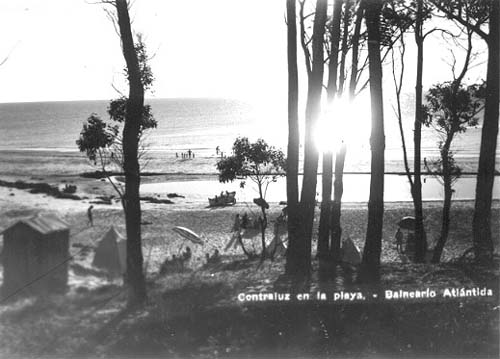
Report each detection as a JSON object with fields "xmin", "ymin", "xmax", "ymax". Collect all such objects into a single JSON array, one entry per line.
[{"xmin": 314, "ymin": 97, "xmax": 371, "ymax": 158}]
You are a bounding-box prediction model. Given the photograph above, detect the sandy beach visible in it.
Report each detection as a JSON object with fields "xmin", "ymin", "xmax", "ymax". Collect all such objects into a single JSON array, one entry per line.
[{"xmin": 1, "ymin": 174, "xmax": 498, "ymax": 278}]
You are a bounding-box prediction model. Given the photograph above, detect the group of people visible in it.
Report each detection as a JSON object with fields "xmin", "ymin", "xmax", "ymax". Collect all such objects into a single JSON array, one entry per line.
[
  {"xmin": 159, "ymin": 246, "xmax": 192, "ymax": 274},
  {"xmin": 205, "ymin": 249, "xmax": 220, "ymax": 264},
  {"xmin": 215, "ymin": 146, "xmax": 225, "ymax": 159},
  {"xmin": 176, "ymin": 149, "xmax": 195, "ymax": 159}
]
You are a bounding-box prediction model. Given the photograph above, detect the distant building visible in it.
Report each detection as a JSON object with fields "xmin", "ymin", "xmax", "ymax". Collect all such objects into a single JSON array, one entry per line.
[{"xmin": 1, "ymin": 214, "xmax": 70, "ymax": 297}]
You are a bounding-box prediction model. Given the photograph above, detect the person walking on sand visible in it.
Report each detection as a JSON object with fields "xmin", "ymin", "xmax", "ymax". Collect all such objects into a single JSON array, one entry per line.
[
  {"xmin": 395, "ymin": 227, "xmax": 403, "ymax": 253},
  {"xmin": 225, "ymin": 214, "xmax": 241, "ymax": 251},
  {"xmin": 87, "ymin": 205, "xmax": 94, "ymax": 226},
  {"xmin": 216, "ymin": 146, "xmax": 220, "ymax": 155},
  {"xmin": 188, "ymin": 149, "xmax": 192, "ymax": 159}
]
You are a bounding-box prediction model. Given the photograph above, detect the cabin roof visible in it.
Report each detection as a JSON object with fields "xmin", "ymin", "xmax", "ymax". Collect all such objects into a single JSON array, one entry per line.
[{"xmin": 2, "ymin": 214, "xmax": 69, "ymax": 235}]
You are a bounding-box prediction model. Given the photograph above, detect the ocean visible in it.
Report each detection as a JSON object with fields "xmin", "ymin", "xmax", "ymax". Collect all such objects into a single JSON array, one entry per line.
[
  {"xmin": 0, "ymin": 98, "xmax": 497, "ymax": 160},
  {"xmin": 0, "ymin": 99, "xmax": 262, "ymax": 153},
  {"xmin": 0, "ymin": 98, "xmax": 498, "ymax": 201}
]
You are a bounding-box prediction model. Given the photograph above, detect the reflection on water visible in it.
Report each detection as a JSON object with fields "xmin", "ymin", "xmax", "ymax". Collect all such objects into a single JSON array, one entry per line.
[{"xmin": 141, "ymin": 174, "xmax": 500, "ymax": 204}]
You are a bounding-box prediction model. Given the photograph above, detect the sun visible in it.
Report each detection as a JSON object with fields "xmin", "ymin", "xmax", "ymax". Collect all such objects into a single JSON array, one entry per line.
[{"xmin": 314, "ymin": 97, "xmax": 371, "ymax": 158}]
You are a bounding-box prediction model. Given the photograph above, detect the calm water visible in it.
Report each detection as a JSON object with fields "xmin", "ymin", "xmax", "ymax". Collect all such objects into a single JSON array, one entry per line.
[
  {"xmin": 0, "ymin": 98, "xmax": 498, "ymax": 158},
  {"xmin": 0, "ymin": 99, "xmax": 259, "ymax": 152},
  {"xmin": 0, "ymin": 99, "xmax": 498, "ymax": 201}
]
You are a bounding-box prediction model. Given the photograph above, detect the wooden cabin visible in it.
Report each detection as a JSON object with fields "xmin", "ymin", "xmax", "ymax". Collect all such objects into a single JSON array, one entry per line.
[{"xmin": 1, "ymin": 214, "xmax": 69, "ymax": 297}]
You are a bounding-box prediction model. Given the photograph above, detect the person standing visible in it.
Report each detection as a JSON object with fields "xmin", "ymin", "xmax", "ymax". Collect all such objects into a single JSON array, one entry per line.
[
  {"xmin": 395, "ymin": 227, "xmax": 403, "ymax": 253},
  {"xmin": 87, "ymin": 205, "xmax": 94, "ymax": 226}
]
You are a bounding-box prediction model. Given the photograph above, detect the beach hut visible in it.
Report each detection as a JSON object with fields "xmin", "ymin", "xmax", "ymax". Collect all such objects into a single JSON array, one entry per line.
[
  {"xmin": 92, "ymin": 226, "xmax": 126, "ymax": 276},
  {"xmin": 1, "ymin": 214, "xmax": 70, "ymax": 297}
]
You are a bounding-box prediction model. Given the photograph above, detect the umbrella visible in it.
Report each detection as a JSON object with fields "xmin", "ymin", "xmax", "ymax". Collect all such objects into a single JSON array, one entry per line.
[
  {"xmin": 397, "ymin": 216, "xmax": 415, "ymax": 230},
  {"xmin": 172, "ymin": 226, "xmax": 204, "ymax": 245}
]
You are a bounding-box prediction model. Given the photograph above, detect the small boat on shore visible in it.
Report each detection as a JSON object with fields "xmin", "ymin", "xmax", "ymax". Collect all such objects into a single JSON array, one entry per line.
[{"xmin": 208, "ymin": 191, "xmax": 236, "ymax": 207}]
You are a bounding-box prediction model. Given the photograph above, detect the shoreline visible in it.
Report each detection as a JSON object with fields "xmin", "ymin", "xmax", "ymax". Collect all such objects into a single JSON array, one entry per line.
[{"xmin": 1, "ymin": 172, "xmax": 500, "ymax": 206}]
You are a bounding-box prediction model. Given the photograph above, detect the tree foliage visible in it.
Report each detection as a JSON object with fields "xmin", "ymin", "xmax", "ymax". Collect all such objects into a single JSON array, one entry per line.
[
  {"xmin": 217, "ymin": 137, "xmax": 286, "ymax": 192},
  {"xmin": 76, "ymin": 114, "xmax": 117, "ymax": 165},
  {"xmin": 76, "ymin": 37, "xmax": 156, "ymax": 176},
  {"xmin": 217, "ymin": 137, "xmax": 285, "ymax": 260},
  {"xmin": 423, "ymin": 81, "xmax": 483, "ymax": 262},
  {"xmin": 424, "ymin": 82, "xmax": 481, "ymax": 136}
]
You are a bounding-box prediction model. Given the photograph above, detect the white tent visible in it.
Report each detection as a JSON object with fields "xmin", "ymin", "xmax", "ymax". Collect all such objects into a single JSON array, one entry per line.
[{"xmin": 92, "ymin": 226, "xmax": 126, "ymax": 276}]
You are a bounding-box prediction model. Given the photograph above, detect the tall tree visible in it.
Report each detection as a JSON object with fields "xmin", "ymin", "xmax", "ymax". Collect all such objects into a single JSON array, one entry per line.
[
  {"xmin": 331, "ymin": 0, "xmax": 364, "ymax": 262},
  {"xmin": 299, "ymin": 0, "xmax": 328, "ymax": 275},
  {"xmin": 425, "ymin": 29, "xmax": 480, "ymax": 262},
  {"xmin": 115, "ymin": 0, "xmax": 147, "ymax": 305},
  {"xmin": 432, "ymin": 0, "xmax": 498, "ymax": 262},
  {"xmin": 317, "ymin": 0, "xmax": 342, "ymax": 261},
  {"xmin": 472, "ymin": 0, "xmax": 498, "ymax": 261},
  {"xmin": 285, "ymin": 0, "xmax": 303, "ymax": 275},
  {"xmin": 360, "ymin": 0, "xmax": 385, "ymax": 282},
  {"xmin": 412, "ymin": 0, "xmax": 428, "ymax": 262},
  {"xmin": 424, "ymin": 81, "xmax": 481, "ymax": 262},
  {"xmin": 385, "ymin": 0, "xmax": 432, "ymax": 263}
]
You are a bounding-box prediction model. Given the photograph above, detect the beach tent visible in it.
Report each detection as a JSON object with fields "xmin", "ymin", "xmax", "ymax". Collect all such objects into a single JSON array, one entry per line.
[
  {"xmin": 1, "ymin": 213, "xmax": 69, "ymax": 296},
  {"xmin": 398, "ymin": 216, "xmax": 416, "ymax": 230},
  {"xmin": 92, "ymin": 226, "xmax": 126, "ymax": 276},
  {"xmin": 341, "ymin": 237, "xmax": 362, "ymax": 265},
  {"xmin": 265, "ymin": 235, "xmax": 287, "ymax": 258}
]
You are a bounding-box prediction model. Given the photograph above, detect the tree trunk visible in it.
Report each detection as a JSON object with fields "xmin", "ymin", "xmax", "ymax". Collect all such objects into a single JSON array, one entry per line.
[
  {"xmin": 299, "ymin": 0, "xmax": 328, "ymax": 275},
  {"xmin": 331, "ymin": 142, "xmax": 346, "ymax": 261},
  {"xmin": 258, "ymin": 184, "xmax": 268, "ymax": 261},
  {"xmin": 432, "ymin": 142, "xmax": 453, "ymax": 263},
  {"xmin": 285, "ymin": 0, "xmax": 304, "ymax": 275},
  {"xmin": 330, "ymin": 0, "xmax": 363, "ymax": 262},
  {"xmin": 317, "ymin": 155, "xmax": 333, "ymax": 260},
  {"xmin": 348, "ymin": 2, "xmax": 364, "ymax": 100},
  {"xmin": 360, "ymin": 0, "xmax": 384, "ymax": 282},
  {"xmin": 412, "ymin": 0, "xmax": 427, "ymax": 263},
  {"xmin": 473, "ymin": 0, "xmax": 499, "ymax": 262},
  {"xmin": 115, "ymin": 0, "xmax": 147, "ymax": 305},
  {"xmin": 337, "ymin": 0, "xmax": 352, "ymax": 95},
  {"xmin": 317, "ymin": 0, "xmax": 342, "ymax": 261}
]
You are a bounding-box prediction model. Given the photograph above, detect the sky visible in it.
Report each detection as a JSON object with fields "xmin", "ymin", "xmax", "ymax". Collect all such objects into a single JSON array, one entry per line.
[{"xmin": 0, "ymin": 0, "xmax": 488, "ymax": 104}]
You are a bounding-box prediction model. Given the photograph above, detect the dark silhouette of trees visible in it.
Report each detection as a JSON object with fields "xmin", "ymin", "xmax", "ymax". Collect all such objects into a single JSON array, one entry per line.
[
  {"xmin": 384, "ymin": 0, "xmax": 438, "ymax": 263},
  {"xmin": 359, "ymin": 0, "xmax": 385, "ymax": 282},
  {"xmin": 217, "ymin": 137, "xmax": 285, "ymax": 261},
  {"xmin": 114, "ymin": 0, "xmax": 149, "ymax": 305},
  {"xmin": 318, "ymin": 0, "xmax": 367, "ymax": 265},
  {"xmin": 287, "ymin": 0, "xmax": 328, "ymax": 276},
  {"xmin": 330, "ymin": 0, "xmax": 365, "ymax": 263},
  {"xmin": 79, "ymin": 1, "xmax": 156, "ymax": 305},
  {"xmin": 432, "ymin": 0, "xmax": 498, "ymax": 263},
  {"xmin": 411, "ymin": 0, "xmax": 430, "ymax": 263},
  {"xmin": 284, "ymin": 0, "xmax": 303, "ymax": 275},
  {"xmin": 77, "ymin": 101, "xmax": 157, "ymax": 203},
  {"xmin": 423, "ymin": 27, "xmax": 482, "ymax": 262},
  {"xmin": 424, "ymin": 81, "xmax": 482, "ymax": 262},
  {"xmin": 472, "ymin": 0, "xmax": 498, "ymax": 262},
  {"xmin": 317, "ymin": 0, "xmax": 342, "ymax": 262}
]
